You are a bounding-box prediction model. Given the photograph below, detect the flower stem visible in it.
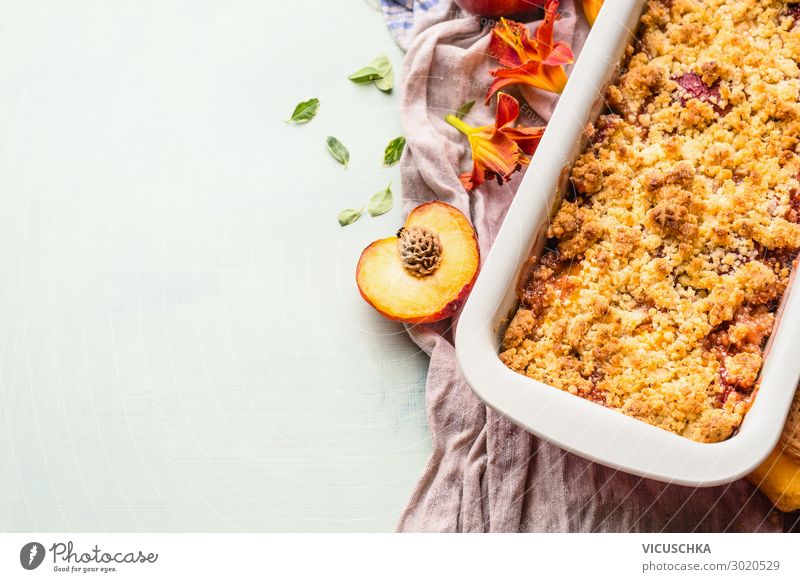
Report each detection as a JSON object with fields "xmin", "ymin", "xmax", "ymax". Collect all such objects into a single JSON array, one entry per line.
[{"xmin": 445, "ymin": 114, "xmax": 473, "ymax": 135}]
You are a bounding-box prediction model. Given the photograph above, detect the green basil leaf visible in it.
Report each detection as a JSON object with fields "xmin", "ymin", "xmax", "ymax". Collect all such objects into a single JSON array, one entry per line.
[
  {"xmin": 369, "ymin": 55, "xmax": 392, "ymax": 78},
  {"xmin": 367, "ymin": 183, "xmax": 393, "ymax": 217},
  {"xmin": 348, "ymin": 55, "xmax": 393, "ymax": 91},
  {"xmin": 348, "ymin": 66, "xmax": 383, "ymax": 84},
  {"xmin": 286, "ymin": 98, "xmax": 320, "ymax": 124},
  {"xmin": 383, "ymin": 136, "xmax": 406, "ymax": 167},
  {"xmin": 326, "ymin": 136, "xmax": 350, "ymax": 168},
  {"xmin": 338, "ymin": 207, "xmax": 363, "ymax": 227},
  {"xmin": 455, "ymin": 99, "xmax": 475, "ymax": 120},
  {"xmin": 374, "ymin": 67, "xmax": 394, "ymax": 92}
]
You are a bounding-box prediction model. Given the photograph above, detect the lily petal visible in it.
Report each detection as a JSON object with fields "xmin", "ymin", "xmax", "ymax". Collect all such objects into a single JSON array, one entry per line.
[
  {"xmin": 486, "ymin": 60, "xmax": 568, "ymax": 102},
  {"xmin": 502, "ymin": 126, "xmax": 546, "ymax": 156},
  {"xmin": 485, "ymin": 73, "xmax": 528, "ymax": 105},
  {"xmin": 469, "ymin": 130, "xmax": 521, "ymax": 183},
  {"xmin": 534, "ymin": 0, "xmax": 561, "ymax": 58},
  {"xmin": 488, "ymin": 18, "xmax": 528, "ymax": 67},
  {"xmin": 494, "ymin": 92, "xmax": 520, "ymax": 129},
  {"xmin": 542, "ymin": 42, "xmax": 574, "ymax": 67}
]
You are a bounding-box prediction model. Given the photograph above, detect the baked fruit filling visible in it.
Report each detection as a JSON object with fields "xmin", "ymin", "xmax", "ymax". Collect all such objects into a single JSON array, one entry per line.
[{"xmin": 500, "ymin": 0, "xmax": 800, "ymax": 442}]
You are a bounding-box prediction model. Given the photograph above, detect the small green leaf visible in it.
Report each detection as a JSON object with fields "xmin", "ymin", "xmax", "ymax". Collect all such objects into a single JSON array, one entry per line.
[
  {"xmin": 326, "ymin": 136, "xmax": 350, "ymax": 168},
  {"xmin": 338, "ymin": 207, "xmax": 363, "ymax": 226},
  {"xmin": 367, "ymin": 183, "xmax": 393, "ymax": 217},
  {"xmin": 286, "ymin": 98, "xmax": 320, "ymax": 124},
  {"xmin": 455, "ymin": 99, "xmax": 475, "ymax": 120},
  {"xmin": 383, "ymin": 136, "xmax": 406, "ymax": 167},
  {"xmin": 369, "ymin": 55, "xmax": 392, "ymax": 78},
  {"xmin": 348, "ymin": 66, "xmax": 383, "ymax": 84},
  {"xmin": 348, "ymin": 55, "xmax": 393, "ymax": 92},
  {"xmin": 374, "ymin": 68, "xmax": 394, "ymax": 92}
]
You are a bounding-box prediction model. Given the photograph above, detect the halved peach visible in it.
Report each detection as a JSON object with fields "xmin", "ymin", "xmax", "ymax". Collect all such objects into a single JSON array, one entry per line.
[
  {"xmin": 748, "ymin": 447, "xmax": 800, "ymax": 512},
  {"xmin": 356, "ymin": 201, "xmax": 480, "ymax": 324}
]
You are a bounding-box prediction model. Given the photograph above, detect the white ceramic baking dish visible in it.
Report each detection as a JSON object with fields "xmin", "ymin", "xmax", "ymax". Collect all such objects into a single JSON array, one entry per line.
[{"xmin": 455, "ymin": 0, "xmax": 800, "ymax": 486}]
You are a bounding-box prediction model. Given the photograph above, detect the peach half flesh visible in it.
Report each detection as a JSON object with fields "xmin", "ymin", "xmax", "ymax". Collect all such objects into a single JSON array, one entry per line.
[{"xmin": 356, "ymin": 201, "xmax": 480, "ymax": 324}]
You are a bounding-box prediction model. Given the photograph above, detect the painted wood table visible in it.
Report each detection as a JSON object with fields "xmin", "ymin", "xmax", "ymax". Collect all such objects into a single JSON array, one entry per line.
[{"xmin": 0, "ymin": 0, "xmax": 431, "ymax": 532}]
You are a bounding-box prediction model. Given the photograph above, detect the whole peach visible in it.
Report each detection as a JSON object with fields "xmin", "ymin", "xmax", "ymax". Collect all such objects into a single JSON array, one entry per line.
[{"xmin": 454, "ymin": 0, "xmax": 546, "ymax": 17}]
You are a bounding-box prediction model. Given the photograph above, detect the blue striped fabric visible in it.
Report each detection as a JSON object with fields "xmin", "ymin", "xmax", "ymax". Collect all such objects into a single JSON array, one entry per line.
[{"xmin": 380, "ymin": 0, "xmax": 443, "ymax": 47}]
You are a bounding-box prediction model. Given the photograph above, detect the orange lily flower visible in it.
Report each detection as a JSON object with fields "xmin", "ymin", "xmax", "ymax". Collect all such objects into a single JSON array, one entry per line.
[
  {"xmin": 485, "ymin": 0, "xmax": 574, "ymax": 102},
  {"xmin": 445, "ymin": 93, "xmax": 545, "ymax": 190},
  {"xmin": 583, "ymin": 0, "xmax": 603, "ymax": 25}
]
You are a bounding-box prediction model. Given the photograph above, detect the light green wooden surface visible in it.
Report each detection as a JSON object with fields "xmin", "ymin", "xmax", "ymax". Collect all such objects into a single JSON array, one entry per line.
[{"xmin": 0, "ymin": 0, "xmax": 432, "ymax": 532}]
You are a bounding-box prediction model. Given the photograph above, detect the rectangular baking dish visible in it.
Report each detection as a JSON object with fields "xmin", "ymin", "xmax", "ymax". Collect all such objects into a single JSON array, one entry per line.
[{"xmin": 455, "ymin": 0, "xmax": 800, "ymax": 486}]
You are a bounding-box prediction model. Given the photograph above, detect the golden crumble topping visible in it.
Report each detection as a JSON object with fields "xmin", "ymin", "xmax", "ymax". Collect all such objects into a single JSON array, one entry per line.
[{"xmin": 500, "ymin": 0, "xmax": 800, "ymax": 442}]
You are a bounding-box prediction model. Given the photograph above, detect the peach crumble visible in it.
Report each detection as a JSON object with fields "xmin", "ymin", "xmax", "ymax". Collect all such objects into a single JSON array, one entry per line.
[{"xmin": 499, "ymin": 0, "xmax": 800, "ymax": 442}]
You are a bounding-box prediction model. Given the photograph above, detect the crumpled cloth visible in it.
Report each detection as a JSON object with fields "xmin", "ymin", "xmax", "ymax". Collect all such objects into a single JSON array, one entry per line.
[
  {"xmin": 380, "ymin": 0, "xmax": 457, "ymax": 51},
  {"xmin": 391, "ymin": 0, "xmax": 784, "ymax": 532}
]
